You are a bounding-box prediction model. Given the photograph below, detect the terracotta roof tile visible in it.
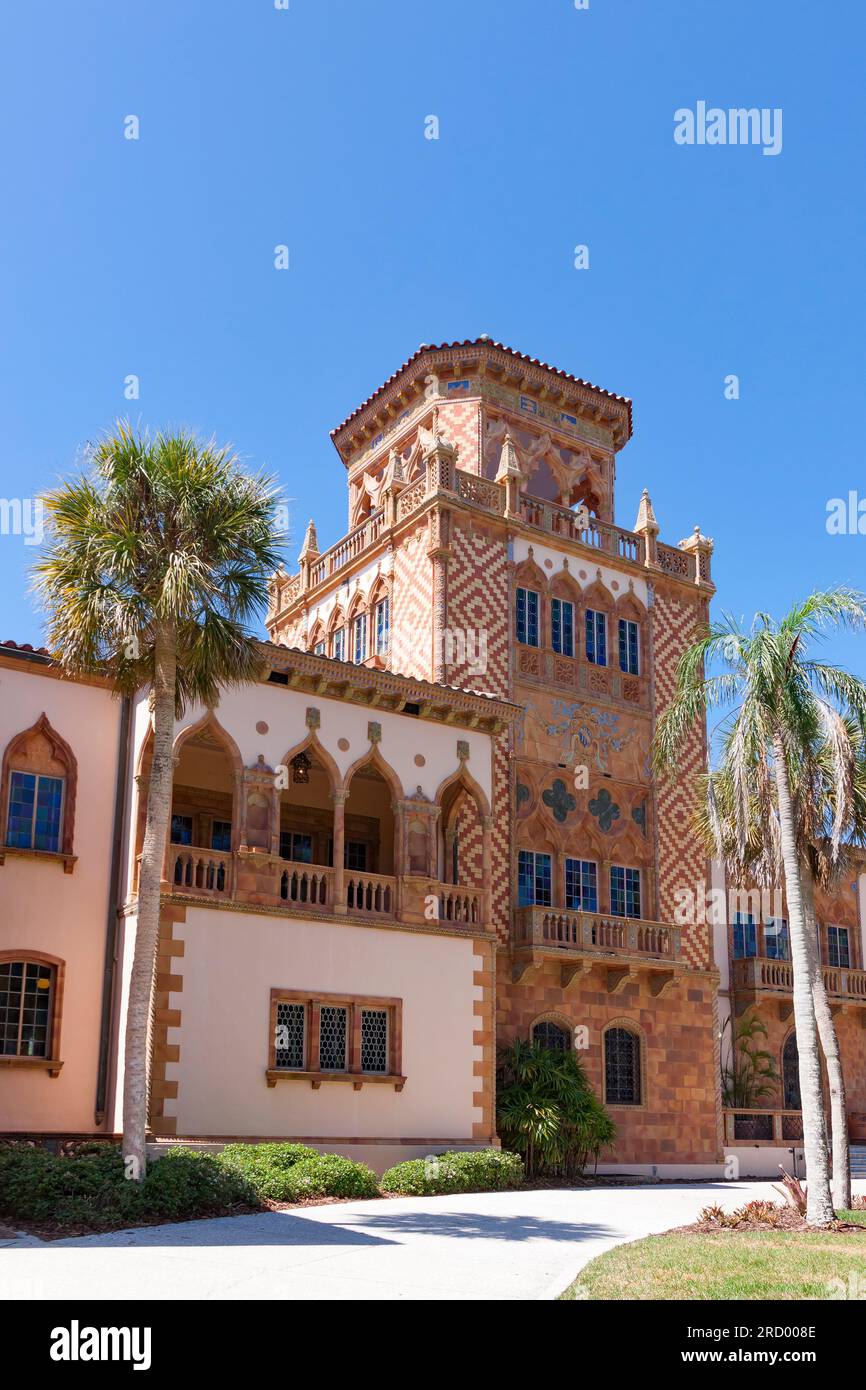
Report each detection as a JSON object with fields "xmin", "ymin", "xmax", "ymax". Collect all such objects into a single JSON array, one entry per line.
[{"xmin": 330, "ymin": 337, "xmax": 632, "ymax": 444}]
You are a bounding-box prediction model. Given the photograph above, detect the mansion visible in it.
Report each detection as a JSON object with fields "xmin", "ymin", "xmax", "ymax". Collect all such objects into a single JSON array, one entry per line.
[{"xmin": 2, "ymin": 338, "xmax": 865, "ymax": 1176}]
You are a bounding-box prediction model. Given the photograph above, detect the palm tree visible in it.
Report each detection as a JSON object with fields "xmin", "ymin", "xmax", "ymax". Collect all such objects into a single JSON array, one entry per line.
[
  {"xmin": 34, "ymin": 425, "xmax": 284, "ymax": 1176},
  {"xmin": 697, "ymin": 763, "xmax": 855, "ymax": 1209},
  {"xmin": 654, "ymin": 588, "xmax": 866, "ymax": 1226}
]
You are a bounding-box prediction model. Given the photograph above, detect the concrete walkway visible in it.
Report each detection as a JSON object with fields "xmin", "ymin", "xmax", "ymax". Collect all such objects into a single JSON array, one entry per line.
[{"xmin": 2, "ymin": 1179, "xmax": 840, "ymax": 1301}]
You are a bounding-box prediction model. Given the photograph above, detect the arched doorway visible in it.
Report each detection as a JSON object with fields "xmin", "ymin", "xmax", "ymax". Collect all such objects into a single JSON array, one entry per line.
[
  {"xmin": 343, "ymin": 759, "xmax": 396, "ymax": 914},
  {"xmin": 169, "ymin": 724, "xmax": 237, "ymax": 894}
]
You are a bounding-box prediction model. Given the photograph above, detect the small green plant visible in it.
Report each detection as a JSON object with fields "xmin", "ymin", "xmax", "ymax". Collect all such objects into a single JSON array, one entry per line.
[
  {"xmin": 381, "ymin": 1148, "xmax": 524, "ymax": 1196},
  {"xmin": 496, "ymin": 1039, "xmax": 615, "ymax": 1179},
  {"xmin": 720, "ymin": 1012, "xmax": 778, "ymax": 1109}
]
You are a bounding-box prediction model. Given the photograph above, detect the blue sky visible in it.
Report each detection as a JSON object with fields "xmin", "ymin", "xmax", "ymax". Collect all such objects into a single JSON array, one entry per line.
[{"xmin": 1, "ymin": 0, "xmax": 863, "ymax": 675}]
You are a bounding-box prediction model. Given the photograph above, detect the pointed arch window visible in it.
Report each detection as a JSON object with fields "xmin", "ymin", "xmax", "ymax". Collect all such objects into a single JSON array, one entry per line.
[{"xmin": 1, "ymin": 714, "xmax": 77, "ymax": 865}]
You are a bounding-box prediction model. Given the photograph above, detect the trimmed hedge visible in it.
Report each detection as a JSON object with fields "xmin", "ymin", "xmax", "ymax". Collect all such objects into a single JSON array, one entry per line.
[
  {"xmin": 0, "ymin": 1143, "xmax": 255, "ymax": 1230},
  {"xmin": 216, "ymin": 1144, "xmax": 378, "ymax": 1201},
  {"xmin": 216, "ymin": 1143, "xmax": 320, "ymax": 1200},
  {"xmin": 380, "ymin": 1148, "xmax": 524, "ymax": 1196}
]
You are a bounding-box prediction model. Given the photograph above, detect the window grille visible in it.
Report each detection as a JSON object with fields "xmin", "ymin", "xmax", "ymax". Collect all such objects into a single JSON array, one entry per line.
[
  {"xmin": 361, "ymin": 1009, "xmax": 388, "ymax": 1073},
  {"xmin": 274, "ymin": 1001, "xmax": 305, "ymax": 1070}
]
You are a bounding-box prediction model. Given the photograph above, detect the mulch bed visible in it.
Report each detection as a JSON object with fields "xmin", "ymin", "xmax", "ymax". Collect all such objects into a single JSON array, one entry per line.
[{"xmin": 678, "ymin": 1211, "xmax": 866, "ymax": 1236}]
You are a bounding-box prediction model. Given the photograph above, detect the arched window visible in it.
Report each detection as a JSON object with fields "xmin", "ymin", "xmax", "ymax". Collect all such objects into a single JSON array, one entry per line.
[
  {"xmin": 783, "ymin": 1033, "xmax": 801, "ymax": 1110},
  {"xmin": 0, "ymin": 953, "xmax": 63, "ymax": 1065},
  {"xmin": 533, "ymin": 1020, "xmax": 570, "ymax": 1053},
  {"xmin": 604, "ymin": 1025, "xmax": 642, "ymax": 1105},
  {"xmin": 1, "ymin": 714, "xmax": 77, "ymax": 860}
]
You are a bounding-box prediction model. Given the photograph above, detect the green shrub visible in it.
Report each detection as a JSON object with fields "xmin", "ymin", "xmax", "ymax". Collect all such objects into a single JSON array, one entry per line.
[
  {"xmin": 216, "ymin": 1142, "xmax": 319, "ymax": 1200},
  {"xmin": 277, "ymin": 1154, "xmax": 379, "ymax": 1201},
  {"xmin": 0, "ymin": 1143, "xmax": 254, "ymax": 1230},
  {"xmin": 380, "ymin": 1147, "xmax": 524, "ymax": 1196}
]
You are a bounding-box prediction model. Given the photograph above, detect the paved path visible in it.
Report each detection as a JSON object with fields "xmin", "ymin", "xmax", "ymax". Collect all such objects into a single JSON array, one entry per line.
[{"xmin": 4, "ymin": 1179, "xmax": 840, "ymax": 1301}]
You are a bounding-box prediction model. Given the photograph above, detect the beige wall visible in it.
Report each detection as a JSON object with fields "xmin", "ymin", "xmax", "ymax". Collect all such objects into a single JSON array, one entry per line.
[
  {"xmin": 0, "ymin": 661, "xmax": 121, "ymax": 1133},
  {"xmin": 164, "ymin": 906, "xmax": 482, "ymax": 1142}
]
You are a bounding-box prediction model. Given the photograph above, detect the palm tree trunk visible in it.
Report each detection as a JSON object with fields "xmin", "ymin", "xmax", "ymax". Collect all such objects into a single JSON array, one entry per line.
[
  {"xmin": 122, "ymin": 624, "xmax": 177, "ymax": 1179},
  {"xmin": 772, "ymin": 734, "xmax": 834, "ymax": 1225},
  {"xmin": 800, "ymin": 859, "xmax": 851, "ymax": 1210}
]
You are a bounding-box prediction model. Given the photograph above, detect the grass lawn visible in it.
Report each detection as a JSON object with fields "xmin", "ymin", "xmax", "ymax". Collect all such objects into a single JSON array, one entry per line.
[{"xmin": 559, "ymin": 1212, "xmax": 866, "ymax": 1300}]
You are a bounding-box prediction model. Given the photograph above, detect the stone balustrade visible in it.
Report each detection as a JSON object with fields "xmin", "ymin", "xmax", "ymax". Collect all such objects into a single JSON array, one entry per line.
[
  {"xmin": 732, "ymin": 954, "xmax": 866, "ymax": 1004},
  {"xmin": 512, "ymin": 905, "xmax": 681, "ymax": 960}
]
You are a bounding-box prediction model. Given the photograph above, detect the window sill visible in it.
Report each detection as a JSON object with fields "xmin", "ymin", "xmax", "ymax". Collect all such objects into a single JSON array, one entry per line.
[
  {"xmin": 0, "ymin": 1056, "xmax": 64, "ymax": 1078},
  {"xmin": 0, "ymin": 846, "xmax": 77, "ymax": 874},
  {"xmin": 266, "ymin": 1069, "xmax": 405, "ymax": 1092}
]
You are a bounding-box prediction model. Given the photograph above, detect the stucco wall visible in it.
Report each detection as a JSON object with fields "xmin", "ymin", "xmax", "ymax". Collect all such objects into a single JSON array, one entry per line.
[
  {"xmin": 0, "ymin": 661, "xmax": 121, "ymax": 1133},
  {"xmin": 165, "ymin": 906, "xmax": 483, "ymax": 1142}
]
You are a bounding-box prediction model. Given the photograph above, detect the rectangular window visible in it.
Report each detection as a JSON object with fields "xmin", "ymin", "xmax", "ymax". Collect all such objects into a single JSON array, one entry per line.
[
  {"xmin": 274, "ymin": 1001, "xmax": 305, "ymax": 1070},
  {"xmin": 361, "ymin": 1008, "xmax": 388, "ymax": 1073},
  {"xmin": 618, "ymin": 618, "xmax": 639, "ymax": 675},
  {"xmin": 7, "ymin": 772, "xmax": 64, "ymax": 853},
  {"xmin": 764, "ymin": 917, "xmax": 790, "ymax": 961},
  {"xmin": 565, "ymin": 858, "xmax": 598, "ymax": 912},
  {"xmin": 353, "ymin": 614, "xmax": 367, "ymax": 664},
  {"xmin": 345, "ymin": 840, "xmax": 368, "ymax": 871},
  {"xmin": 516, "ymin": 587, "xmax": 540, "ymax": 647},
  {"xmin": 610, "ymin": 865, "xmax": 641, "ymax": 919},
  {"xmin": 211, "ymin": 820, "xmax": 232, "ymax": 853},
  {"xmin": 585, "ymin": 609, "xmax": 607, "ymax": 666},
  {"xmin": 0, "ymin": 961, "xmax": 54, "ymax": 1058},
  {"xmin": 733, "ymin": 912, "xmax": 757, "ymax": 959},
  {"xmin": 280, "ymin": 831, "xmax": 313, "ymax": 863},
  {"xmin": 332, "ymin": 628, "xmax": 345, "ymax": 662},
  {"xmin": 171, "ymin": 813, "xmax": 193, "ymax": 846},
  {"xmin": 319, "ymin": 1005, "xmax": 348, "ymax": 1070},
  {"xmin": 375, "ymin": 598, "xmax": 390, "ymax": 656},
  {"xmin": 551, "ymin": 598, "xmax": 575, "ymax": 657},
  {"xmin": 313, "ymin": 641, "xmax": 326, "ymax": 656},
  {"xmin": 518, "ymin": 849, "xmax": 552, "ymax": 907},
  {"xmin": 828, "ymin": 925, "xmax": 850, "ymax": 969},
  {"xmin": 269, "ymin": 990, "xmax": 402, "ymax": 1083}
]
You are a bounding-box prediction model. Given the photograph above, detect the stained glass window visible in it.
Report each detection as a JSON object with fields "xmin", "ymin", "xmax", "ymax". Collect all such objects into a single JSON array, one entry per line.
[
  {"xmin": 618, "ymin": 618, "xmax": 639, "ymax": 675},
  {"xmin": 7, "ymin": 772, "xmax": 64, "ymax": 853},
  {"xmin": 585, "ymin": 609, "xmax": 607, "ymax": 667},
  {"xmin": 516, "ymin": 588, "xmax": 540, "ymax": 647},
  {"xmin": 551, "ymin": 598, "xmax": 575, "ymax": 657}
]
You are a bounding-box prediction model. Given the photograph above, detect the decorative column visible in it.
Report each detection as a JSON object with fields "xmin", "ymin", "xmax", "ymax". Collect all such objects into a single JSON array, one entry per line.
[
  {"xmin": 481, "ymin": 813, "xmax": 493, "ymax": 927},
  {"xmin": 331, "ymin": 788, "xmax": 348, "ymax": 913},
  {"xmin": 428, "ymin": 508, "xmax": 452, "ymax": 684}
]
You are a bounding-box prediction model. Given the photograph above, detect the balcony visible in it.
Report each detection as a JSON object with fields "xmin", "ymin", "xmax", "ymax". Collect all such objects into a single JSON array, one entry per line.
[
  {"xmin": 141, "ymin": 845, "xmax": 486, "ymax": 933},
  {"xmin": 512, "ymin": 904, "xmax": 683, "ymax": 993},
  {"xmin": 268, "ymin": 461, "xmax": 712, "ymax": 630},
  {"xmin": 732, "ymin": 955, "xmax": 866, "ymax": 1018}
]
